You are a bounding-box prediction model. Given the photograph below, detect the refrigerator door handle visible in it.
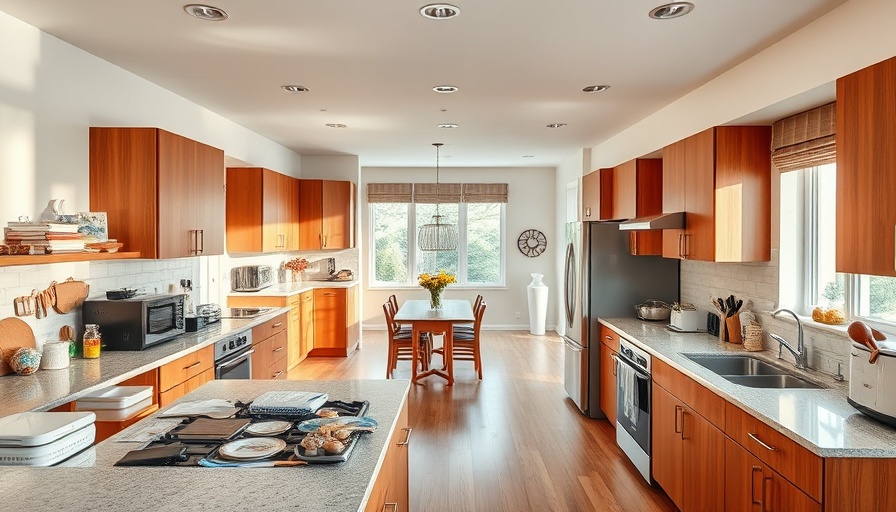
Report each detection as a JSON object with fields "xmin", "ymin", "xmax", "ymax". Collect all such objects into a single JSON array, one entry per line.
[{"xmin": 564, "ymin": 241, "xmax": 576, "ymax": 327}]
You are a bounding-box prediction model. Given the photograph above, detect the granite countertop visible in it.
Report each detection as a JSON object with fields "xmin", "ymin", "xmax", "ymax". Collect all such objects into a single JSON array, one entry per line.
[
  {"xmin": 601, "ymin": 317, "xmax": 896, "ymax": 458},
  {"xmin": 0, "ymin": 308, "xmax": 291, "ymax": 417},
  {"xmin": 229, "ymin": 280, "xmax": 359, "ymax": 297},
  {"xmin": 0, "ymin": 379, "xmax": 410, "ymax": 512}
]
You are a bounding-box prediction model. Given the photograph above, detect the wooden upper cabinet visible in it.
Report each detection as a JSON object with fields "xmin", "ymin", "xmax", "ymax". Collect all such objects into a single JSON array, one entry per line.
[
  {"xmin": 581, "ymin": 168, "xmax": 613, "ymax": 221},
  {"xmin": 298, "ymin": 180, "xmax": 356, "ymax": 249},
  {"xmin": 89, "ymin": 127, "xmax": 225, "ymax": 258},
  {"xmin": 662, "ymin": 126, "xmax": 771, "ymax": 262},
  {"xmin": 225, "ymin": 167, "xmax": 299, "ymax": 253},
  {"xmin": 836, "ymin": 56, "xmax": 896, "ymax": 276},
  {"xmin": 607, "ymin": 158, "xmax": 662, "ymax": 221}
]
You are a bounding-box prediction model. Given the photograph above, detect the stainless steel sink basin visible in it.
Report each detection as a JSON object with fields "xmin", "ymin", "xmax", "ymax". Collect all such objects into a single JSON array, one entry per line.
[{"xmin": 682, "ymin": 354, "xmax": 824, "ymax": 389}]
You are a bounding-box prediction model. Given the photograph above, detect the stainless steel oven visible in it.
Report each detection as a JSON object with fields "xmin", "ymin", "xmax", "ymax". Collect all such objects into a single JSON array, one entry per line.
[
  {"xmin": 615, "ymin": 337, "xmax": 652, "ymax": 483},
  {"xmin": 214, "ymin": 330, "xmax": 253, "ymax": 380}
]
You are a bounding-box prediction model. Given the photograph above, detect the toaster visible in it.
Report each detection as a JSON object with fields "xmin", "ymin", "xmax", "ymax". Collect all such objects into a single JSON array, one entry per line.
[
  {"xmin": 670, "ymin": 309, "xmax": 705, "ymax": 332},
  {"xmin": 848, "ymin": 341, "xmax": 896, "ymax": 427},
  {"xmin": 230, "ymin": 265, "xmax": 274, "ymax": 292}
]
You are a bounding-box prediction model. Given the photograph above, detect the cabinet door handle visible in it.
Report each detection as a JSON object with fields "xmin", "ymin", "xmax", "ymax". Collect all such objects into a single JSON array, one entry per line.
[
  {"xmin": 323, "ymin": 292, "xmax": 337, "ymax": 296},
  {"xmin": 747, "ymin": 432, "xmax": 777, "ymax": 451},
  {"xmin": 198, "ymin": 229, "xmax": 204, "ymax": 254},
  {"xmin": 272, "ymin": 322, "xmax": 283, "ymax": 328},
  {"xmin": 677, "ymin": 233, "xmax": 683, "ymax": 259},
  {"xmin": 272, "ymin": 371, "xmax": 284, "ymax": 379},
  {"xmin": 397, "ymin": 427, "xmax": 413, "ymax": 446},
  {"xmin": 680, "ymin": 409, "xmax": 688, "ymax": 440},
  {"xmin": 303, "ymin": 296, "xmax": 312, "ymax": 303},
  {"xmin": 323, "ymin": 235, "xmax": 328, "ymax": 247},
  {"xmin": 183, "ymin": 361, "xmax": 203, "ymax": 370},
  {"xmin": 382, "ymin": 504, "xmax": 399, "ymax": 512},
  {"xmin": 762, "ymin": 475, "xmax": 772, "ymax": 512},
  {"xmin": 750, "ymin": 466, "xmax": 763, "ymax": 505},
  {"xmin": 584, "ymin": 206, "xmax": 591, "ymax": 218},
  {"xmin": 674, "ymin": 405, "xmax": 682, "ymax": 434},
  {"xmin": 683, "ymin": 234, "xmax": 691, "ymax": 259},
  {"xmin": 319, "ymin": 233, "xmax": 324, "ymax": 248},
  {"xmin": 189, "ymin": 230, "xmax": 198, "ymax": 255},
  {"xmin": 612, "ymin": 354, "xmax": 618, "ymax": 376}
]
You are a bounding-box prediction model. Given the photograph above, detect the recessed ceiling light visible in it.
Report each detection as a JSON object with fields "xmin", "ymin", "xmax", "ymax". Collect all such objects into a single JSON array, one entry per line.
[
  {"xmin": 438, "ymin": 123, "xmax": 458, "ymax": 129},
  {"xmin": 325, "ymin": 123, "xmax": 347, "ymax": 128},
  {"xmin": 420, "ymin": 4, "xmax": 461, "ymax": 20},
  {"xmin": 433, "ymin": 85, "xmax": 459, "ymax": 94},
  {"xmin": 546, "ymin": 123, "xmax": 567, "ymax": 129},
  {"xmin": 183, "ymin": 4, "xmax": 229, "ymax": 21},
  {"xmin": 522, "ymin": 155, "xmax": 535, "ymax": 158},
  {"xmin": 649, "ymin": 2, "xmax": 695, "ymax": 20},
  {"xmin": 583, "ymin": 85, "xmax": 611, "ymax": 93},
  {"xmin": 281, "ymin": 85, "xmax": 309, "ymax": 93}
]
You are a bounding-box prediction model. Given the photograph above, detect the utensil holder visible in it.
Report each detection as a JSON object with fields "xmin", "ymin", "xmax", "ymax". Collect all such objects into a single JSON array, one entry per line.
[
  {"xmin": 726, "ymin": 314, "xmax": 743, "ymax": 344},
  {"xmin": 717, "ymin": 313, "xmax": 728, "ymax": 342},
  {"xmin": 743, "ymin": 324, "xmax": 764, "ymax": 351},
  {"xmin": 40, "ymin": 341, "xmax": 71, "ymax": 369}
]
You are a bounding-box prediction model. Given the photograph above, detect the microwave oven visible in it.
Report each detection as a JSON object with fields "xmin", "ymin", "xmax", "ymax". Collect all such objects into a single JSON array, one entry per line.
[{"xmin": 81, "ymin": 294, "xmax": 186, "ymax": 350}]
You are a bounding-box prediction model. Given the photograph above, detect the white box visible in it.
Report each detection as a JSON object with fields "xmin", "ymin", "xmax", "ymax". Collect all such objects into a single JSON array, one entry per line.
[
  {"xmin": 670, "ymin": 309, "xmax": 706, "ymax": 332},
  {"xmin": 75, "ymin": 385, "xmax": 153, "ymax": 410}
]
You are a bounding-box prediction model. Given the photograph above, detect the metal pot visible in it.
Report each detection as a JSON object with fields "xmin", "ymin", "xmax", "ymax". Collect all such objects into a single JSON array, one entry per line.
[{"xmin": 635, "ymin": 300, "xmax": 671, "ymax": 321}]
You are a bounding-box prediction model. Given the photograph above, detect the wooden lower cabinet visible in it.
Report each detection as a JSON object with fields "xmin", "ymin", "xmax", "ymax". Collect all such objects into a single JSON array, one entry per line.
[
  {"xmin": 158, "ymin": 346, "xmax": 214, "ymax": 407},
  {"xmin": 311, "ymin": 285, "xmax": 360, "ymax": 357},
  {"xmin": 597, "ymin": 325, "xmax": 620, "ymax": 423},
  {"xmin": 228, "ymin": 296, "xmax": 306, "ymax": 369},
  {"xmin": 364, "ymin": 397, "xmax": 410, "ymax": 512},
  {"xmin": 726, "ymin": 438, "xmax": 820, "ymax": 512},
  {"xmin": 250, "ymin": 314, "xmax": 288, "ymax": 380},
  {"xmin": 652, "ymin": 383, "xmax": 725, "ymax": 512},
  {"xmin": 159, "ymin": 368, "xmax": 214, "ymax": 407},
  {"xmin": 299, "ymin": 290, "xmax": 314, "ymax": 359}
]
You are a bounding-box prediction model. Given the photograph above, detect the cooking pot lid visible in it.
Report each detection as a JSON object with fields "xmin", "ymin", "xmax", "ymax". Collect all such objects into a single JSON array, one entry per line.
[{"xmin": 852, "ymin": 341, "xmax": 896, "ymax": 358}]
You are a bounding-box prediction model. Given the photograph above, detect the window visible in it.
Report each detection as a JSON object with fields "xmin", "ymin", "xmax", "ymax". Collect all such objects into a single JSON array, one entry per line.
[
  {"xmin": 782, "ymin": 163, "xmax": 896, "ymax": 332},
  {"xmin": 370, "ymin": 202, "xmax": 505, "ymax": 287}
]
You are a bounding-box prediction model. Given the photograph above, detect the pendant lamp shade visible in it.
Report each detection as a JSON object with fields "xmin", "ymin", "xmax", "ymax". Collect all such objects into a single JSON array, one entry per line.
[{"xmin": 418, "ymin": 143, "xmax": 458, "ymax": 251}]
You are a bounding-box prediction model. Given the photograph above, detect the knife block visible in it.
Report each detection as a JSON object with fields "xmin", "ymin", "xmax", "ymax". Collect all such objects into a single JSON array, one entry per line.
[{"xmin": 726, "ymin": 314, "xmax": 743, "ymax": 344}]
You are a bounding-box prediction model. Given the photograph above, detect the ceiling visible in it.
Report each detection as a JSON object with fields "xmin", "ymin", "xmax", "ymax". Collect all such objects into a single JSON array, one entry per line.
[{"xmin": 0, "ymin": 1, "xmax": 847, "ymax": 167}]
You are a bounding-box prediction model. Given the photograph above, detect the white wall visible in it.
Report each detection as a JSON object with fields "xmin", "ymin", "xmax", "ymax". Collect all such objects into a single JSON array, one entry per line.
[
  {"xmin": 0, "ymin": 11, "xmax": 303, "ymax": 224},
  {"xmin": 587, "ymin": 0, "xmax": 896, "ymax": 169},
  {"xmin": 361, "ymin": 166, "xmax": 557, "ymax": 329}
]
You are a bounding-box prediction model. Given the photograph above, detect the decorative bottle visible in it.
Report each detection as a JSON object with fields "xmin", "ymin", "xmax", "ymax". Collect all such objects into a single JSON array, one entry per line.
[{"xmin": 83, "ymin": 324, "xmax": 102, "ymax": 359}]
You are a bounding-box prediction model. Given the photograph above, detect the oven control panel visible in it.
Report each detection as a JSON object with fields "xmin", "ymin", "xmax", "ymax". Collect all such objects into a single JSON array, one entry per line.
[
  {"xmin": 618, "ymin": 337, "xmax": 651, "ymax": 374},
  {"xmin": 214, "ymin": 330, "xmax": 253, "ymax": 362}
]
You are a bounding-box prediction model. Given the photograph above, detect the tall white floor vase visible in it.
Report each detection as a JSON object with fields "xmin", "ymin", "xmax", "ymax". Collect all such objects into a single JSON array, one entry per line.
[{"xmin": 527, "ymin": 273, "xmax": 548, "ymax": 335}]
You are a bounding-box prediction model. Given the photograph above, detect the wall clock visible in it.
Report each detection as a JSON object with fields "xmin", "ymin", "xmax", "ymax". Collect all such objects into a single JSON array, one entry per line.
[{"xmin": 517, "ymin": 229, "xmax": 547, "ymax": 257}]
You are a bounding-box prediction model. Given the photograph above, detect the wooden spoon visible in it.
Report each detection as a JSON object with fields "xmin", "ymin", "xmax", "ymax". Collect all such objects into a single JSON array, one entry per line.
[{"xmin": 847, "ymin": 321, "xmax": 880, "ymax": 364}]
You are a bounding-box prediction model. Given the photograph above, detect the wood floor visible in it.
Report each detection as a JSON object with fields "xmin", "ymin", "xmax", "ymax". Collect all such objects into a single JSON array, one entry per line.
[{"xmin": 291, "ymin": 330, "xmax": 676, "ymax": 512}]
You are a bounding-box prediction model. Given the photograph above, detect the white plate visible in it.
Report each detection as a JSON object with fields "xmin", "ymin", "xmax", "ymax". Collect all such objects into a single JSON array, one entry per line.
[
  {"xmin": 296, "ymin": 416, "xmax": 378, "ymax": 433},
  {"xmin": 245, "ymin": 420, "xmax": 293, "ymax": 436},
  {"xmin": 218, "ymin": 437, "xmax": 286, "ymax": 461}
]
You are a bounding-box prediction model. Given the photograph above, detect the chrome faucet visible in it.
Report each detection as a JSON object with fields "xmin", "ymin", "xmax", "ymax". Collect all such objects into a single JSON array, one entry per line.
[{"xmin": 770, "ymin": 308, "xmax": 807, "ymax": 370}]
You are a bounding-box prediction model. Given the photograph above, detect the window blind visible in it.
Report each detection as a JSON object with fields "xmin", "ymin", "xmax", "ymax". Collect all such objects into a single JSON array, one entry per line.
[
  {"xmin": 771, "ymin": 102, "xmax": 836, "ymax": 172},
  {"xmin": 462, "ymin": 183, "xmax": 508, "ymax": 203},
  {"xmin": 366, "ymin": 183, "xmax": 412, "ymax": 203},
  {"xmin": 412, "ymin": 183, "xmax": 463, "ymax": 204}
]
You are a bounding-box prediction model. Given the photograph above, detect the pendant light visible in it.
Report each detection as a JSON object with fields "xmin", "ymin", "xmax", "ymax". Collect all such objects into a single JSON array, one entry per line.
[{"xmin": 418, "ymin": 143, "xmax": 458, "ymax": 251}]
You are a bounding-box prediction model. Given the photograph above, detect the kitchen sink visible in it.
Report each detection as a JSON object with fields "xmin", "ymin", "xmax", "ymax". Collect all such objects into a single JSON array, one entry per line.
[{"xmin": 682, "ymin": 354, "xmax": 824, "ymax": 389}]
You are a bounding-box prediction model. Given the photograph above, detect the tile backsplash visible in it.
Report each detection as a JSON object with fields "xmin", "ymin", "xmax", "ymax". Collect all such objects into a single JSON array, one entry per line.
[
  {"xmin": 680, "ymin": 249, "xmax": 850, "ymax": 378},
  {"xmin": 0, "ymin": 258, "xmax": 198, "ymax": 349}
]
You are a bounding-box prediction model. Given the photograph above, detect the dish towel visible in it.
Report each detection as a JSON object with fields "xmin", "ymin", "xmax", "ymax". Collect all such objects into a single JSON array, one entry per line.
[
  {"xmin": 247, "ymin": 391, "xmax": 328, "ymax": 417},
  {"xmin": 617, "ymin": 361, "xmax": 640, "ymax": 427}
]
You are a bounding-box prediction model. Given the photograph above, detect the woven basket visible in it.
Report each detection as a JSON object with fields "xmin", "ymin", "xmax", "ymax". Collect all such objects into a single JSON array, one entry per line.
[{"xmin": 743, "ymin": 324, "xmax": 764, "ymax": 352}]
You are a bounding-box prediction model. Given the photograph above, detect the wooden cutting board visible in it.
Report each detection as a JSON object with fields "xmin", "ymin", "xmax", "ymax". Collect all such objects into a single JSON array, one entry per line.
[{"xmin": 0, "ymin": 317, "xmax": 37, "ymax": 376}]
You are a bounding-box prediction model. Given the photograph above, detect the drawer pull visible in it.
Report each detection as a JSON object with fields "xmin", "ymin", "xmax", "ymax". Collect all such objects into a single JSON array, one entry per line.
[
  {"xmin": 750, "ymin": 466, "xmax": 763, "ymax": 505},
  {"xmin": 397, "ymin": 427, "xmax": 413, "ymax": 446},
  {"xmin": 183, "ymin": 361, "xmax": 203, "ymax": 370},
  {"xmin": 272, "ymin": 322, "xmax": 283, "ymax": 328},
  {"xmin": 605, "ymin": 335, "xmax": 613, "ymax": 341},
  {"xmin": 748, "ymin": 432, "xmax": 777, "ymax": 451},
  {"xmin": 273, "ymin": 346, "xmax": 285, "ymax": 353},
  {"xmin": 382, "ymin": 503, "xmax": 398, "ymax": 512},
  {"xmin": 303, "ymin": 296, "xmax": 312, "ymax": 302},
  {"xmin": 272, "ymin": 371, "xmax": 284, "ymax": 379}
]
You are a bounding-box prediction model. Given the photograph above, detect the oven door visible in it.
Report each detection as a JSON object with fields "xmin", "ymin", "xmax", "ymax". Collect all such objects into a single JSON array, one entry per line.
[
  {"xmin": 615, "ymin": 355, "xmax": 652, "ymax": 452},
  {"xmin": 215, "ymin": 347, "xmax": 254, "ymax": 380}
]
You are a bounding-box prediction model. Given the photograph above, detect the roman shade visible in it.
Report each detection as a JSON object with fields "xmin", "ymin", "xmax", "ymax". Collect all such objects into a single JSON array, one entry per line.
[
  {"xmin": 462, "ymin": 183, "xmax": 508, "ymax": 203},
  {"xmin": 366, "ymin": 183, "xmax": 412, "ymax": 203},
  {"xmin": 771, "ymin": 102, "xmax": 836, "ymax": 172},
  {"xmin": 411, "ymin": 183, "xmax": 463, "ymax": 204}
]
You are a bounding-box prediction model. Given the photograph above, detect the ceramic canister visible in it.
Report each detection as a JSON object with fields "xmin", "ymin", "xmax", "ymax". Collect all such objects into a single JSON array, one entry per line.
[{"xmin": 40, "ymin": 341, "xmax": 71, "ymax": 370}]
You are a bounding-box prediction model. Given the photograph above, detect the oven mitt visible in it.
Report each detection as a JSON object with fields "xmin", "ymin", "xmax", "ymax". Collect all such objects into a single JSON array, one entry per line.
[{"xmin": 53, "ymin": 278, "xmax": 90, "ymax": 314}]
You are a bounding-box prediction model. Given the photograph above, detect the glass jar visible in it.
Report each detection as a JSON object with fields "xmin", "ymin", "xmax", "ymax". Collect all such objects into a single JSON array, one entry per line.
[{"xmin": 83, "ymin": 324, "xmax": 102, "ymax": 359}]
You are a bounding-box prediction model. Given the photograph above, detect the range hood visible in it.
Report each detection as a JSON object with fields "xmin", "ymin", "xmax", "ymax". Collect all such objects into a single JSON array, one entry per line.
[{"xmin": 618, "ymin": 212, "xmax": 685, "ymax": 231}]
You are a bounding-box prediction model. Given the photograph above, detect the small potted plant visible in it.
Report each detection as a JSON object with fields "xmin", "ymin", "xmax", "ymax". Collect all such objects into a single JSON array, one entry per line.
[{"xmin": 284, "ymin": 257, "xmax": 310, "ymax": 283}]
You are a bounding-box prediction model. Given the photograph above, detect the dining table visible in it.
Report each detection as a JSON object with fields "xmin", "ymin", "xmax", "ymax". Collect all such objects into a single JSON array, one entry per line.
[{"xmin": 393, "ymin": 299, "xmax": 475, "ymax": 385}]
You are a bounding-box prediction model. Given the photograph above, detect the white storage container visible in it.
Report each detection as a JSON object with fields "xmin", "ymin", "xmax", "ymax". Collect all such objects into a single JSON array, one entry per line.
[
  {"xmin": 79, "ymin": 396, "xmax": 154, "ymax": 421},
  {"xmin": 0, "ymin": 424, "xmax": 95, "ymax": 467},
  {"xmin": 0, "ymin": 411, "xmax": 95, "ymax": 447},
  {"xmin": 75, "ymin": 385, "xmax": 153, "ymax": 410}
]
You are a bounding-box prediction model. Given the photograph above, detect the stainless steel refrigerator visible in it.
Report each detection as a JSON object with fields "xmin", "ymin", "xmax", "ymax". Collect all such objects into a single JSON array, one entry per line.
[{"xmin": 563, "ymin": 222, "xmax": 680, "ymax": 418}]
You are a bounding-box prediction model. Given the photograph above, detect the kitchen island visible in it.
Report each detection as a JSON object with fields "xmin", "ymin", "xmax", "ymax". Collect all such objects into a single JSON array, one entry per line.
[{"xmin": 0, "ymin": 379, "xmax": 410, "ymax": 512}]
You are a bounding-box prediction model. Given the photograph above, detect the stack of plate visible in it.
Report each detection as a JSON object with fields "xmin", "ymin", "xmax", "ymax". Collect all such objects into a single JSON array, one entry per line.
[{"xmin": 75, "ymin": 386, "xmax": 154, "ymax": 422}]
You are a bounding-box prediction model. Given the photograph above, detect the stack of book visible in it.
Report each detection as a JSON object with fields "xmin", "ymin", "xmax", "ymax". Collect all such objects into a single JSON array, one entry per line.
[{"xmin": 4, "ymin": 222, "xmax": 85, "ymax": 253}]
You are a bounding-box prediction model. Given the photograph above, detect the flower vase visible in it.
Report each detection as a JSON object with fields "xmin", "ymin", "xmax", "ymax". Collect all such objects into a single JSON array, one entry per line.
[
  {"xmin": 292, "ymin": 270, "xmax": 303, "ymax": 284},
  {"xmin": 429, "ymin": 289, "xmax": 443, "ymax": 310},
  {"xmin": 527, "ymin": 273, "xmax": 548, "ymax": 335}
]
